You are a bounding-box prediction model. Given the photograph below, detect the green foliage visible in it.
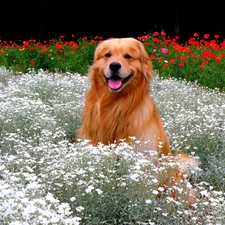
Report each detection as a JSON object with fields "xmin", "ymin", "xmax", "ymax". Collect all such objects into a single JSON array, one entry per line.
[{"xmin": 0, "ymin": 32, "xmax": 225, "ymax": 91}]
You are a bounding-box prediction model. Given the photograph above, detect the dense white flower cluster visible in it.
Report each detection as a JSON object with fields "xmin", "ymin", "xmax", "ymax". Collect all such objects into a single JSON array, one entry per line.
[{"xmin": 0, "ymin": 68, "xmax": 224, "ymax": 224}]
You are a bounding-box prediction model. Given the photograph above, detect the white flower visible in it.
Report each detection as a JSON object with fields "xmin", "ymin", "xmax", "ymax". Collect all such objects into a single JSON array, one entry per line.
[
  {"xmin": 152, "ymin": 190, "xmax": 159, "ymax": 195},
  {"xmin": 85, "ymin": 185, "xmax": 94, "ymax": 193},
  {"xmin": 158, "ymin": 187, "xmax": 165, "ymax": 192},
  {"xmin": 45, "ymin": 192, "xmax": 59, "ymax": 204},
  {"xmin": 96, "ymin": 188, "xmax": 103, "ymax": 195},
  {"xmin": 200, "ymin": 190, "xmax": 210, "ymax": 197},
  {"xmin": 27, "ymin": 181, "xmax": 39, "ymax": 189},
  {"xmin": 64, "ymin": 217, "xmax": 81, "ymax": 225},
  {"xmin": 88, "ymin": 167, "xmax": 95, "ymax": 172},
  {"xmin": 70, "ymin": 197, "xmax": 76, "ymax": 202},
  {"xmin": 50, "ymin": 217, "xmax": 60, "ymax": 223},
  {"xmin": 152, "ymin": 178, "xmax": 158, "ymax": 183},
  {"xmin": 120, "ymin": 182, "xmax": 127, "ymax": 187},
  {"xmin": 76, "ymin": 169, "xmax": 86, "ymax": 175},
  {"xmin": 130, "ymin": 173, "xmax": 139, "ymax": 181},
  {"xmin": 76, "ymin": 206, "xmax": 85, "ymax": 212},
  {"xmin": 145, "ymin": 199, "xmax": 152, "ymax": 204}
]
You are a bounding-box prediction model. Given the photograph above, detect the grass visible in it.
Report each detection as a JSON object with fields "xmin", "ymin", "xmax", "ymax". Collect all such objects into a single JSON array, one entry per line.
[{"xmin": 0, "ymin": 67, "xmax": 224, "ymax": 224}]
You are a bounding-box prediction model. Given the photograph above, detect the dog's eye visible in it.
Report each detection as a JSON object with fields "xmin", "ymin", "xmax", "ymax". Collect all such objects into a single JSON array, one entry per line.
[
  {"xmin": 124, "ymin": 54, "xmax": 132, "ymax": 59},
  {"xmin": 105, "ymin": 53, "xmax": 111, "ymax": 57}
]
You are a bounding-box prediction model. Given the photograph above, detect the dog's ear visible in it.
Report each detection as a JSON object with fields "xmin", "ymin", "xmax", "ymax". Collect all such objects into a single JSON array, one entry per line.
[
  {"xmin": 93, "ymin": 41, "xmax": 106, "ymax": 62},
  {"xmin": 88, "ymin": 42, "xmax": 105, "ymax": 82},
  {"xmin": 93, "ymin": 45, "xmax": 101, "ymax": 61},
  {"xmin": 139, "ymin": 42, "xmax": 154, "ymax": 80}
]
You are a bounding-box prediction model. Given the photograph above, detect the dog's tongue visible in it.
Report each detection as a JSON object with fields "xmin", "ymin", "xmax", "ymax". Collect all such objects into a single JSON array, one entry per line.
[{"xmin": 108, "ymin": 79, "xmax": 122, "ymax": 89}]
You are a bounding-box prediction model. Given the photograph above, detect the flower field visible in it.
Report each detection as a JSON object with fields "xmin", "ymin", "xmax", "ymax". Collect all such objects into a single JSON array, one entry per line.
[
  {"xmin": 0, "ymin": 32, "xmax": 225, "ymax": 91},
  {"xmin": 0, "ymin": 65, "xmax": 224, "ymax": 224},
  {"xmin": 0, "ymin": 31, "xmax": 225, "ymax": 224}
]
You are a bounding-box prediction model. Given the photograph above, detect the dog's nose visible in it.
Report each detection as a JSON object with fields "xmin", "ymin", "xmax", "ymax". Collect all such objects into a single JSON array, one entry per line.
[{"xmin": 109, "ymin": 62, "xmax": 121, "ymax": 72}]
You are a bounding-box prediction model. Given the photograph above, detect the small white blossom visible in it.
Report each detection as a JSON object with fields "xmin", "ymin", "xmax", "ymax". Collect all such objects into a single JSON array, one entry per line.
[
  {"xmin": 130, "ymin": 174, "xmax": 139, "ymax": 181},
  {"xmin": 152, "ymin": 178, "xmax": 158, "ymax": 183},
  {"xmin": 70, "ymin": 197, "xmax": 76, "ymax": 202},
  {"xmin": 145, "ymin": 199, "xmax": 152, "ymax": 204},
  {"xmin": 158, "ymin": 187, "xmax": 165, "ymax": 192},
  {"xmin": 96, "ymin": 188, "xmax": 103, "ymax": 195},
  {"xmin": 152, "ymin": 190, "xmax": 159, "ymax": 195},
  {"xmin": 76, "ymin": 206, "xmax": 85, "ymax": 212},
  {"xmin": 85, "ymin": 185, "xmax": 95, "ymax": 193}
]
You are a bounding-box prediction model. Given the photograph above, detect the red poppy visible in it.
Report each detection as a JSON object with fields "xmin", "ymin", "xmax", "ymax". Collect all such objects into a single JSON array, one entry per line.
[
  {"xmin": 198, "ymin": 65, "xmax": 204, "ymax": 69},
  {"xmin": 153, "ymin": 38, "xmax": 161, "ymax": 43},
  {"xmin": 169, "ymin": 59, "xmax": 175, "ymax": 64},
  {"xmin": 89, "ymin": 40, "xmax": 95, "ymax": 45},
  {"xmin": 23, "ymin": 41, "xmax": 29, "ymax": 47},
  {"xmin": 204, "ymin": 34, "xmax": 210, "ymax": 39},
  {"xmin": 164, "ymin": 64, "xmax": 169, "ymax": 68},
  {"xmin": 215, "ymin": 57, "xmax": 221, "ymax": 63},
  {"xmin": 201, "ymin": 50, "xmax": 210, "ymax": 59},
  {"xmin": 41, "ymin": 46, "xmax": 47, "ymax": 54},
  {"xmin": 141, "ymin": 36, "xmax": 147, "ymax": 41},
  {"xmin": 158, "ymin": 58, "xmax": 163, "ymax": 62},
  {"xmin": 178, "ymin": 63, "xmax": 184, "ymax": 67},
  {"xmin": 56, "ymin": 42, "xmax": 62, "ymax": 49},
  {"xmin": 210, "ymin": 53, "xmax": 216, "ymax": 59},
  {"xmin": 153, "ymin": 32, "xmax": 159, "ymax": 36},
  {"xmin": 181, "ymin": 57, "xmax": 188, "ymax": 61},
  {"xmin": 82, "ymin": 36, "xmax": 87, "ymax": 41},
  {"xmin": 149, "ymin": 54, "xmax": 155, "ymax": 59}
]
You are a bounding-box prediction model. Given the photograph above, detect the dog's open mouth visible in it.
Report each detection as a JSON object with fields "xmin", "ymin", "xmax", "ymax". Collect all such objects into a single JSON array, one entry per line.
[{"xmin": 105, "ymin": 74, "xmax": 133, "ymax": 91}]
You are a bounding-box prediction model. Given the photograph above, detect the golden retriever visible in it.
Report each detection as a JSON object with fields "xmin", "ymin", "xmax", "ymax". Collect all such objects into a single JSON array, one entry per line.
[{"xmin": 77, "ymin": 37, "xmax": 199, "ymax": 206}]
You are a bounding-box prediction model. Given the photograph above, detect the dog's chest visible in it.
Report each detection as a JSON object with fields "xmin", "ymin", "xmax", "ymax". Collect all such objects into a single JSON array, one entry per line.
[{"xmin": 93, "ymin": 98, "xmax": 151, "ymax": 143}]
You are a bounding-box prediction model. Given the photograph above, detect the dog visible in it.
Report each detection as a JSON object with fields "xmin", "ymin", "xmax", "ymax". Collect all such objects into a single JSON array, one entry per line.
[{"xmin": 77, "ymin": 37, "xmax": 199, "ymax": 206}]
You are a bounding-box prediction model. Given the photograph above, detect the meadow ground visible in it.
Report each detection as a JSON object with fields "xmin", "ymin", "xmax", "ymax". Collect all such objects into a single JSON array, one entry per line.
[{"xmin": 0, "ymin": 67, "xmax": 224, "ymax": 224}]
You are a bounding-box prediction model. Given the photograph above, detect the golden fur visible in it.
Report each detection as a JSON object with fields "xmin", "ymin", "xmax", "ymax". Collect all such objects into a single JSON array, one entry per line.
[{"xmin": 77, "ymin": 38, "xmax": 199, "ymax": 206}]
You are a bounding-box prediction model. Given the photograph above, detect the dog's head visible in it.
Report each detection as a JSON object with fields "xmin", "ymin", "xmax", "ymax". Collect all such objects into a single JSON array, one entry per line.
[{"xmin": 89, "ymin": 38, "xmax": 154, "ymax": 92}]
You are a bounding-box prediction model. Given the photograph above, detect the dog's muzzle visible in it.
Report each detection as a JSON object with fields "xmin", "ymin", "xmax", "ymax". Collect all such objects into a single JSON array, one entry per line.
[{"xmin": 105, "ymin": 62, "xmax": 133, "ymax": 92}]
